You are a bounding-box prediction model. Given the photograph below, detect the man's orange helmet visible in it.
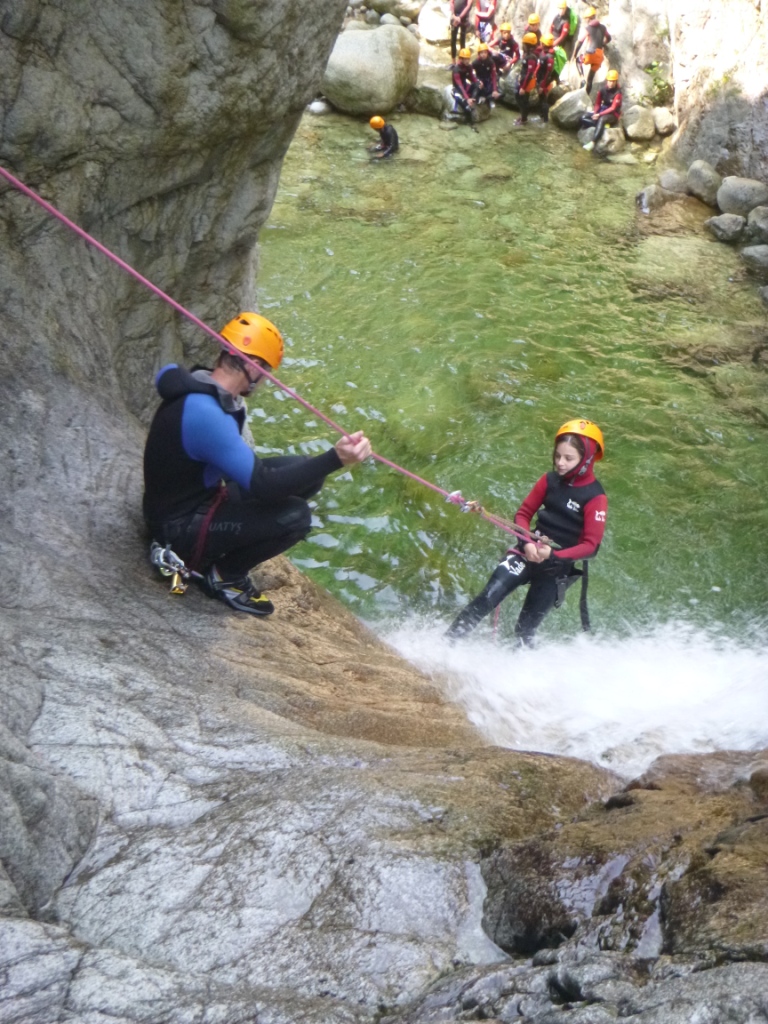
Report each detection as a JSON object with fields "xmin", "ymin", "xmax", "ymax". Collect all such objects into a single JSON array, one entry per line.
[{"xmin": 220, "ymin": 313, "xmax": 284, "ymax": 370}]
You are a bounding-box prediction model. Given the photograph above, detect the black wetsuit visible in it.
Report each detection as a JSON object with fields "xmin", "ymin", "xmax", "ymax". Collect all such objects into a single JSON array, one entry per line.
[
  {"xmin": 472, "ymin": 55, "xmax": 499, "ymax": 100},
  {"xmin": 376, "ymin": 124, "xmax": 399, "ymax": 157},
  {"xmin": 536, "ymin": 48, "xmax": 557, "ymax": 121},
  {"xmin": 450, "ymin": 0, "xmax": 473, "ymax": 60},
  {"xmin": 452, "ymin": 61, "xmax": 480, "ymax": 118},
  {"xmin": 447, "ymin": 470, "xmax": 607, "ymax": 645},
  {"xmin": 143, "ymin": 365, "xmax": 342, "ymax": 577},
  {"xmin": 579, "ymin": 83, "xmax": 622, "ymax": 143}
]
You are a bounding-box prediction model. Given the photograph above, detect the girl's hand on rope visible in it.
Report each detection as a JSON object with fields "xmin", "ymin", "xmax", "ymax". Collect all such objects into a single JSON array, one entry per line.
[
  {"xmin": 524, "ymin": 541, "xmax": 552, "ymax": 563},
  {"xmin": 335, "ymin": 430, "xmax": 372, "ymax": 465}
]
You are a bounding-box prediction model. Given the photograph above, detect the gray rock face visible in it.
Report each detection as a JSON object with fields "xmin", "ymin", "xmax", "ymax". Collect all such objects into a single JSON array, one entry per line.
[
  {"xmin": 740, "ymin": 244, "xmax": 768, "ymax": 278},
  {"xmin": 705, "ymin": 213, "xmax": 746, "ymax": 243},
  {"xmin": 658, "ymin": 168, "xmax": 689, "ymax": 194},
  {"xmin": 687, "ymin": 159, "xmax": 722, "ymax": 207},
  {"xmin": 637, "ymin": 184, "xmax": 678, "ymax": 214},
  {"xmin": 623, "ymin": 104, "xmax": 657, "ymax": 141},
  {"xmin": 653, "ymin": 106, "xmax": 676, "ymax": 136},
  {"xmin": 323, "ymin": 24, "xmax": 420, "ymax": 114},
  {"xmin": 368, "ymin": 0, "xmax": 424, "ymax": 18},
  {"xmin": 550, "ymin": 91, "xmax": 591, "ymax": 130},
  {"xmin": 598, "ymin": 125, "xmax": 626, "ymax": 156},
  {"xmin": 747, "ymin": 205, "xmax": 768, "ymax": 244},
  {"xmin": 717, "ymin": 175, "xmax": 768, "ymax": 217},
  {"xmin": 417, "ymin": 0, "xmax": 449, "ymax": 44}
]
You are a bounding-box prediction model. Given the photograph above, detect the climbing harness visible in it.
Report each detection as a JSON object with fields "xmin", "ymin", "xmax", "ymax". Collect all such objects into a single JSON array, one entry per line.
[
  {"xmin": 1, "ymin": 164, "xmax": 573, "ymax": 598},
  {"xmin": 149, "ymin": 542, "xmax": 201, "ymax": 595}
]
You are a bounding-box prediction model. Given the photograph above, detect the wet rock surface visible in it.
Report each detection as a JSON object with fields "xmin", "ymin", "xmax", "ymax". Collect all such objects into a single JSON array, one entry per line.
[{"xmin": 323, "ymin": 23, "xmax": 420, "ymax": 114}]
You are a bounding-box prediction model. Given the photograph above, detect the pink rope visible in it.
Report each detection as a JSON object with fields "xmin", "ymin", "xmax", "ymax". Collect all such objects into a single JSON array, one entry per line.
[{"xmin": 0, "ymin": 162, "xmax": 531, "ymax": 543}]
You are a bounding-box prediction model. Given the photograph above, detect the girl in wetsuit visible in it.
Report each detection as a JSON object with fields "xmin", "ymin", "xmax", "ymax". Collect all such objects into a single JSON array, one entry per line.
[{"xmin": 446, "ymin": 419, "xmax": 608, "ymax": 645}]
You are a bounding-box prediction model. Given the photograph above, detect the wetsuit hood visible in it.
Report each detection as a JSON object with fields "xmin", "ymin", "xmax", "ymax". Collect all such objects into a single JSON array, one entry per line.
[{"xmin": 155, "ymin": 364, "xmax": 244, "ymax": 415}]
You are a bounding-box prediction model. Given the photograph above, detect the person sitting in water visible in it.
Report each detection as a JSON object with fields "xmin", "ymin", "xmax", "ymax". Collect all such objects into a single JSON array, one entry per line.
[
  {"xmin": 573, "ymin": 6, "xmax": 611, "ymax": 94},
  {"xmin": 446, "ymin": 419, "xmax": 608, "ymax": 646},
  {"xmin": 143, "ymin": 313, "xmax": 372, "ymax": 616},
  {"xmin": 472, "ymin": 42, "xmax": 502, "ymax": 104},
  {"xmin": 536, "ymin": 33, "xmax": 558, "ymax": 123},
  {"xmin": 490, "ymin": 21, "xmax": 520, "ymax": 69},
  {"xmin": 514, "ymin": 32, "xmax": 541, "ymax": 125},
  {"xmin": 580, "ymin": 69, "xmax": 622, "ymax": 152},
  {"xmin": 368, "ymin": 116, "xmax": 399, "ymax": 158},
  {"xmin": 473, "ymin": 0, "xmax": 497, "ymax": 43},
  {"xmin": 451, "ymin": 47, "xmax": 481, "ymax": 124}
]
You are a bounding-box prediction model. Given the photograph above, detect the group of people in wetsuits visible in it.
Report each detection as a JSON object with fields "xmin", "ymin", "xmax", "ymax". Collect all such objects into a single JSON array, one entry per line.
[{"xmin": 448, "ymin": 1, "xmax": 623, "ymax": 151}]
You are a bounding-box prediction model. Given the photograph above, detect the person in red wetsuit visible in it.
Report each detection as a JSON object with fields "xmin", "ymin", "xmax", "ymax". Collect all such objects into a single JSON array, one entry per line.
[
  {"xmin": 490, "ymin": 21, "xmax": 520, "ymax": 70},
  {"xmin": 452, "ymin": 47, "xmax": 481, "ymax": 123},
  {"xmin": 514, "ymin": 32, "xmax": 540, "ymax": 125},
  {"xmin": 573, "ymin": 6, "xmax": 611, "ymax": 95},
  {"xmin": 580, "ymin": 69, "xmax": 622, "ymax": 151},
  {"xmin": 450, "ymin": 0, "xmax": 474, "ymax": 60},
  {"xmin": 526, "ymin": 12, "xmax": 542, "ymax": 46},
  {"xmin": 551, "ymin": 1, "xmax": 575, "ymax": 51},
  {"xmin": 473, "ymin": 0, "xmax": 497, "ymax": 43},
  {"xmin": 446, "ymin": 419, "xmax": 608, "ymax": 645},
  {"xmin": 537, "ymin": 32, "xmax": 557, "ymax": 122},
  {"xmin": 473, "ymin": 42, "xmax": 501, "ymax": 103}
]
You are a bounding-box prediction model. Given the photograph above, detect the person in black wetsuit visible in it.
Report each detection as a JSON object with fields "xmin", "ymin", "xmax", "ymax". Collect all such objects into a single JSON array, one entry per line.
[
  {"xmin": 450, "ymin": 0, "xmax": 474, "ymax": 60},
  {"xmin": 551, "ymin": 1, "xmax": 576, "ymax": 55},
  {"xmin": 472, "ymin": 42, "xmax": 501, "ymax": 104},
  {"xmin": 446, "ymin": 419, "xmax": 608, "ymax": 645},
  {"xmin": 537, "ymin": 33, "xmax": 557, "ymax": 123},
  {"xmin": 580, "ymin": 69, "xmax": 622, "ymax": 151},
  {"xmin": 490, "ymin": 22, "xmax": 520, "ymax": 71},
  {"xmin": 143, "ymin": 312, "xmax": 372, "ymax": 616},
  {"xmin": 369, "ymin": 116, "xmax": 399, "ymax": 158},
  {"xmin": 514, "ymin": 32, "xmax": 540, "ymax": 125}
]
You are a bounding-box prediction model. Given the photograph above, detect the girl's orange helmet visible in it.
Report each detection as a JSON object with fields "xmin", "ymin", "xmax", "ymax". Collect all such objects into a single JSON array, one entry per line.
[
  {"xmin": 220, "ymin": 313, "xmax": 284, "ymax": 370},
  {"xmin": 555, "ymin": 419, "xmax": 605, "ymax": 459},
  {"xmin": 369, "ymin": 115, "xmax": 385, "ymax": 130}
]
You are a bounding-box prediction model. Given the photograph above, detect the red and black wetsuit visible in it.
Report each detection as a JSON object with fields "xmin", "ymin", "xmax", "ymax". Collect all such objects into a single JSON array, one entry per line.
[
  {"xmin": 472, "ymin": 55, "xmax": 499, "ymax": 99},
  {"xmin": 496, "ymin": 33, "xmax": 520, "ymax": 66},
  {"xmin": 452, "ymin": 61, "xmax": 480, "ymax": 116},
  {"xmin": 446, "ymin": 467, "xmax": 607, "ymax": 644},
  {"xmin": 376, "ymin": 124, "xmax": 399, "ymax": 157},
  {"xmin": 551, "ymin": 9, "xmax": 572, "ymax": 48},
  {"xmin": 450, "ymin": 0, "xmax": 474, "ymax": 59},
  {"xmin": 579, "ymin": 82, "xmax": 622, "ymax": 142},
  {"xmin": 516, "ymin": 49, "xmax": 540, "ymax": 121},
  {"xmin": 536, "ymin": 46, "xmax": 557, "ymax": 121}
]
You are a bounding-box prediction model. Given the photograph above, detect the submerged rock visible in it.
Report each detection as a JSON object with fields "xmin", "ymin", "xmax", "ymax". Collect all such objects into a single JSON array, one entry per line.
[
  {"xmin": 323, "ymin": 23, "xmax": 419, "ymax": 114},
  {"xmin": 687, "ymin": 159, "xmax": 722, "ymax": 207},
  {"xmin": 705, "ymin": 213, "xmax": 746, "ymax": 243},
  {"xmin": 637, "ymin": 183, "xmax": 679, "ymax": 213}
]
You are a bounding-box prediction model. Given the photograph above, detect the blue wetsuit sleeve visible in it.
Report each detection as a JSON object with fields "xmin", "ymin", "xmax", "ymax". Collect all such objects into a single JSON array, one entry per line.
[{"xmin": 181, "ymin": 394, "xmax": 344, "ymax": 499}]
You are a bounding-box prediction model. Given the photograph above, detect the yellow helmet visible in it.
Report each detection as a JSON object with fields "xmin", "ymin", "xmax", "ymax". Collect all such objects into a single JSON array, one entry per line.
[
  {"xmin": 477, "ymin": 41, "xmax": 490, "ymax": 52},
  {"xmin": 220, "ymin": 313, "xmax": 284, "ymax": 370},
  {"xmin": 558, "ymin": 1, "xmax": 568, "ymax": 7},
  {"xmin": 369, "ymin": 115, "xmax": 385, "ymax": 130},
  {"xmin": 555, "ymin": 419, "xmax": 605, "ymax": 459},
  {"xmin": 606, "ymin": 69, "xmax": 619, "ymax": 81},
  {"xmin": 585, "ymin": 6, "xmax": 596, "ymax": 16},
  {"xmin": 541, "ymin": 33, "xmax": 554, "ymax": 46},
  {"xmin": 528, "ymin": 13, "xmax": 540, "ymax": 25},
  {"xmin": 500, "ymin": 21, "xmax": 512, "ymax": 31},
  {"xmin": 522, "ymin": 31, "xmax": 538, "ymax": 45}
]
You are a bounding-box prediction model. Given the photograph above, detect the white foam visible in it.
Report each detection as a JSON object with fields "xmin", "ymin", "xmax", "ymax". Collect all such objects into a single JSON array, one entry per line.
[{"xmin": 383, "ymin": 620, "xmax": 768, "ymax": 779}]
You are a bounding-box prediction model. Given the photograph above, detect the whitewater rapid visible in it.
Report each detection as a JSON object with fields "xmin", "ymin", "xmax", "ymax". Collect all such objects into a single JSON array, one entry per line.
[{"xmin": 384, "ymin": 620, "xmax": 768, "ymax": 779}]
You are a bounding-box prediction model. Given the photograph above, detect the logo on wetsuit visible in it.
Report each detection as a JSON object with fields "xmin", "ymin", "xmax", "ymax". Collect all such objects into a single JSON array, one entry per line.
[
  {"xmin": 566, "ymin": 499, "xmax": 582, "ymax": 511},
  {"xmin": 595, "ymin": 510, "xmax": 606, "ymax": 522}
]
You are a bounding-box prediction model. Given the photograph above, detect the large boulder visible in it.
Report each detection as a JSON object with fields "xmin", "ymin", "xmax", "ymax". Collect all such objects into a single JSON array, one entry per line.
[
  {"xmin": 653, "ymin": 106, "xmax": 676, "ymax": 136},
  {"xmin": 747, "ymin": 206, "xmax": 768, "ymax": 244},
  {"xmin": 418, "ymin": 0, "xmax": 450, "ymax": 44},
  {"xmin": 623, "ymin": 105, "xmax": 657, "ymax": 142},
  {"xmin": 704, "ymin": 213, "xmax": 746, "ymax": 244},
  {"xmin": 658, "ymin": 168, "xmax": 689, "ymax": 194},
  {"xmin": 368, "ymin": 0, "xmax": 424, "ymax": 18},
  {"xmin": 716, "ymin": 176, "xmax": 768, "ymax": 217},
  {"xmin": 687, "ymin": 159, "xmax": 722, "ymax": 207},
  {"xmin": 322, "ymin": 24, "xmax": 420, "ymax": 115},
  {"xmin": 550, "ymin": 90, "xmax": 591, "ymax": 130}
]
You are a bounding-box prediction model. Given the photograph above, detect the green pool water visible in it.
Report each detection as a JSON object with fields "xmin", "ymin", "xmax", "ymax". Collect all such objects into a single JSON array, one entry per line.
[{"xmin": 254, "ymin": 109, "xmax": 768, "ymax": 641}]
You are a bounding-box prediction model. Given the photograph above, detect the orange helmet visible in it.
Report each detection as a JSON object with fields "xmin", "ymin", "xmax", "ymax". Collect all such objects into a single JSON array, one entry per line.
[
  {"xmin": 458, "ymin": 47, "xmax": 472, "ymax": 59},
  {"xmin": 555, "ymin": 419, "xmax": 605, "ymax": 459},
  {"xmin": 220, "ymin": 313, "xmax": 284, "ymax": 370},
  {"xmin": 522, "ymin": 31, "xmax": 538, "ymax": 45},
  {"xmin": 528, "ymin": 13, "xmax": 540, "ymax": 25},
  {"xmin": 369, "ymin": 115, "xmax": 385, "ymax": 130}
]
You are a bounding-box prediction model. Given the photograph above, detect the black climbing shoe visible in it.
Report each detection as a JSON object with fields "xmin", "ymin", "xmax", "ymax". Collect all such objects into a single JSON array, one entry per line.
[{"xmin": 203, "ymin": 566, "xmax": 275, "ymax": 617}]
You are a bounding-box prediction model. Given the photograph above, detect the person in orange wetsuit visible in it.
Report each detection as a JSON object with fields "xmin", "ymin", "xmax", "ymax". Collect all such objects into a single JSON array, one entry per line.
[{"xmin": 446, "ymin": 419, "xmax": 608, "ymax": 645}]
